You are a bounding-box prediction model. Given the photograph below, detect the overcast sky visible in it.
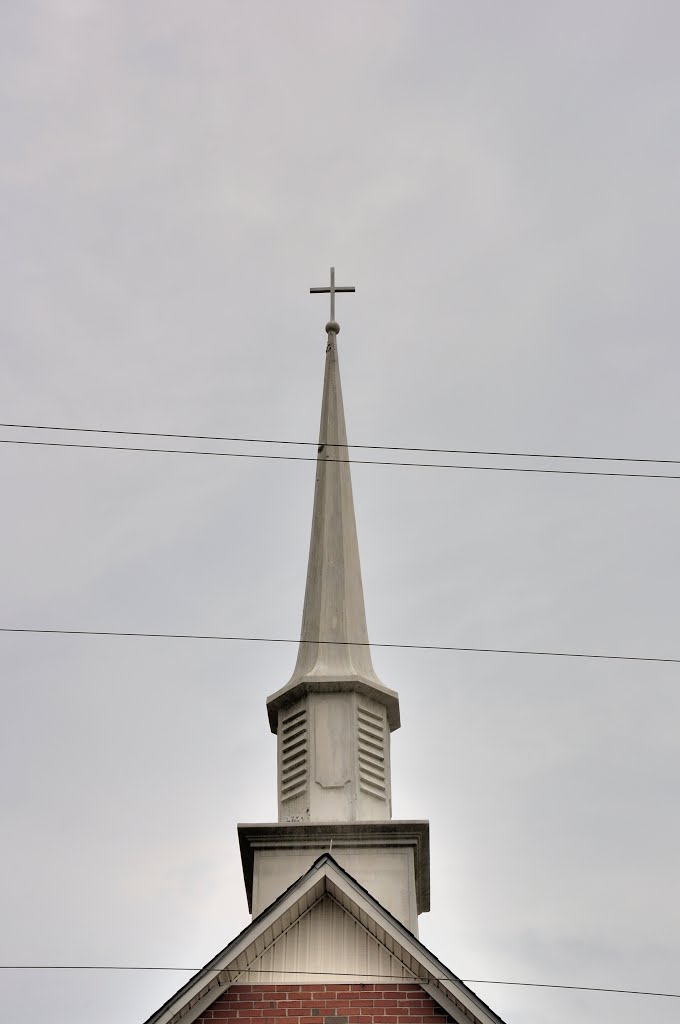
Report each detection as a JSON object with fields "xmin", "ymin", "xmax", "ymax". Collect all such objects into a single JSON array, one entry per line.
[{"xmin": 1, "ymin": 3, "xmax": 679, "ymax": 1023}]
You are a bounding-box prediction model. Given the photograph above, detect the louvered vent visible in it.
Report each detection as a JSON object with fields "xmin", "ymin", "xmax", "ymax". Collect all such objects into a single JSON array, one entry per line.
[
  {"xmin": 280, "ymin": 706, "xmax": 308, "ymax": 802},
  {"xmin": 357, "ymin": 704, "xmax": 386, "ymax": 798}
]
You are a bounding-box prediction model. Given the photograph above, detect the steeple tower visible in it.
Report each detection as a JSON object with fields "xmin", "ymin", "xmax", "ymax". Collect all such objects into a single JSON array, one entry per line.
[
  {"xmin": 239, "ymin": 271, "xmax": 428, "ymax": 933},
  {"xmin": 267, "ymin": 287, "xmax": 400, "ymax": 823}
]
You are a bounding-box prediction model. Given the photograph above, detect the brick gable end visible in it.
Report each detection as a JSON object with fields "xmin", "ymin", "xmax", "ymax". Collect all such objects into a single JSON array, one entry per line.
[{"xmin": 198, "ymin": 984, "xmax": 453, "ymax": 1024}]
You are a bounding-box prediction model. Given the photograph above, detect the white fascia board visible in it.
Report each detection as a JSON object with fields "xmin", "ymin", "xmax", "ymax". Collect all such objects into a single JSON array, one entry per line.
[
  {"xmin": 419, "ymin": 983, "xmax": 478, "ymax": 1024},
  {"xmin": 322, "ymin": 862, "xmax": 505, "ymax": 1024},
  {"xmin": 148, "ymin": 874, "xmax": 327, "ymax": 1024},
  {"xmin": 167, "ymin": 985, "xmax": 229, "ymax": 1024}
]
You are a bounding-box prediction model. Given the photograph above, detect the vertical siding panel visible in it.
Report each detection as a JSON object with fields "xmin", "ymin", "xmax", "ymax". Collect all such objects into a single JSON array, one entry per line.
[
  {"xmin": 240, "ymin": 895, "xmax": 417, "ymax": 982},
  {"xmin": 344, "ymin": 902, "xmax": 356, "ymax": 980},
  {"xmin": 263, "ymin": 942, "xmax": 273, "ymax": 982},
  {"xmin": 358, "ymin": 915, "xmax": 368, "ymax": 976},
  {"xmin": 289, "ymin": 925, "xmax": 295, "ymax": 980},
  {"xmin": 299, "ymin": 903, "xmax": 310, "ymax": 981}
]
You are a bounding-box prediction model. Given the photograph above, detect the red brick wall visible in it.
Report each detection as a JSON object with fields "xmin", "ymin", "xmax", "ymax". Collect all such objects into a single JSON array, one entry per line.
[{"xmin": 197, "ymin": 984, "xmax": 452, "ymax": 1024}]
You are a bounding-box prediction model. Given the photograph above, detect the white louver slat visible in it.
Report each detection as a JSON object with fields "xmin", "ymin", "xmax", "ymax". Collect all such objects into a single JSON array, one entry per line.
[{"xmin": 357, "ymin": 704, "xmax": 386, "ymax": 798}]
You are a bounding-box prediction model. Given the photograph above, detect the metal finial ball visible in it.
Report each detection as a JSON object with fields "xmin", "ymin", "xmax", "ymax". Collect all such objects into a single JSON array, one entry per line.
[{"xmin": 325, "ymin": 320, "xmax": 340, "ymax": 334}]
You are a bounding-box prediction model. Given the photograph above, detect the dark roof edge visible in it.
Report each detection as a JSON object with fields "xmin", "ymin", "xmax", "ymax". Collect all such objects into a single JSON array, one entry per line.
[{"xmin": 141, "ymin": 854, "xmax": 330, "ymax": 1024}]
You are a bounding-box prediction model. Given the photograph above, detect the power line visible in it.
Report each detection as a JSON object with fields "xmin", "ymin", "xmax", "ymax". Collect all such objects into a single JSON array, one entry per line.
[
  {"xmin": 2, "ymin": 438, "xmax": 680, "ymax": 480},
  {"xmin": 466, "ymin": 979, "xmax": 679, "ymax": 999},
  {"xmin": 1, "ymin": 627, "xmax": 678, "ymax": 664},
  {"xmin": 0, "ymin": 964, "xmax": 676, "ymax": 999},
  {"xmin": 2, "ymin": 421, "xmax": 678, "ymax": 466}
]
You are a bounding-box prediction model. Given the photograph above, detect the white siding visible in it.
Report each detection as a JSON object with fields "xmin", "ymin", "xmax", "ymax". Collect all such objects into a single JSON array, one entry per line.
[{"xmin": 237, "ymin": 894, "xmax": 415, "ymax": 983}]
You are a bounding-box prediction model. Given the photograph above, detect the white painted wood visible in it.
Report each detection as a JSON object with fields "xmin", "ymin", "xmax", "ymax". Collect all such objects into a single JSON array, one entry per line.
[
  {"xmin": 266, "ymin": 330, "xmax": 400, "ymax": 735},
  {"xmin": 252, "ymin": 844, "xmax": 417, "ymax": 931},
  {"xmin": 243, "ymin": 894, "xmax": 415, "ymax": 982},
  {"xmin": 277, "ymin": 693, "xmax": 393, "ymax": 825}
]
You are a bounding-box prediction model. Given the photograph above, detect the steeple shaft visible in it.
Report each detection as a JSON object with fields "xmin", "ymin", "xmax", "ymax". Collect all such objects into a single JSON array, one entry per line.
[
  {"xmin": 266, "ymin": 323, "xmax": 400, "ymax": 736},
  {"xmin": 295, "ymin": 328, "xmax": 375, "ymax": 683}
]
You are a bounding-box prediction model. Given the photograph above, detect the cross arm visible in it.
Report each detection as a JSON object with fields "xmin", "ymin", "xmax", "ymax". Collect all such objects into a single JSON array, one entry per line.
[{"xmin": 309, "ymin": 286, "xmax": 356, "ymax": 294}]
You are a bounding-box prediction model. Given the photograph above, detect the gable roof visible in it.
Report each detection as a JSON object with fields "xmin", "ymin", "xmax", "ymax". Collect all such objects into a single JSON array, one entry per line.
[{"xmin": 142, "ymin": 854, "xmax": 507, "ymax": 1024}]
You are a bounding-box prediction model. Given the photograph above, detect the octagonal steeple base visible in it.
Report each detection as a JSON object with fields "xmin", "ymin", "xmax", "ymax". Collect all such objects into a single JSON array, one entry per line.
[{"xmin": 275, "ymin": 691, "xmax": 392, "ymax": 825}]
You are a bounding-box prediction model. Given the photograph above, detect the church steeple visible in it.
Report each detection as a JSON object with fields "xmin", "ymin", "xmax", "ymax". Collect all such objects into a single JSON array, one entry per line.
[
  {"xmin": 239, "ymin": 272, "xmax": 428, "ymax": 932},
  {"xmin": 266, "ymin": 271, "xmax": 400, "ymax": 824}
]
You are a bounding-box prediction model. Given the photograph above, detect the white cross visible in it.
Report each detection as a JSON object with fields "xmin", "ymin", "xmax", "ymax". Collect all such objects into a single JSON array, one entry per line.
[{"xmin": 309, "ymin": 267, "xmax": 355, "ymax": 322}]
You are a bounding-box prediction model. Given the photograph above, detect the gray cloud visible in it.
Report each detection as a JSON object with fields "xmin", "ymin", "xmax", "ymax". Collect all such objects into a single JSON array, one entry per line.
[{"xmin": 1, "ymin": 3, "xmax": 679, "ymax": 1022}]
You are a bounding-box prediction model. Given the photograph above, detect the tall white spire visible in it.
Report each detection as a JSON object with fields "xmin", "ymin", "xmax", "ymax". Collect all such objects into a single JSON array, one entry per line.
[
  {"xmin": 266, "ymin": 294, "xmax": 399, "ymax": 735},
  {"xmin": 266, "ymin": 272, "xmax": 399, "ymax": 826}
]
